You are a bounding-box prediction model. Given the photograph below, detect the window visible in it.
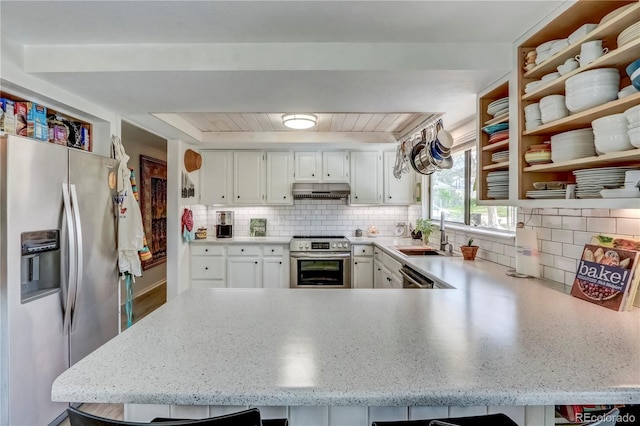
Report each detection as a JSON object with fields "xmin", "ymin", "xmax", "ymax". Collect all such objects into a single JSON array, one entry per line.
[{"xmin": 429, "ymin": 139, "xmax": 516, "ymax": 232}]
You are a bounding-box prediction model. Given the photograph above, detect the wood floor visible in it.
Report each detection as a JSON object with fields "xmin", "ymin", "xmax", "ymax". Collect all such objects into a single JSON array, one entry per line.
[{"xmin": 57, "ymin": 282, "xmax": 166, "ymax": 425}]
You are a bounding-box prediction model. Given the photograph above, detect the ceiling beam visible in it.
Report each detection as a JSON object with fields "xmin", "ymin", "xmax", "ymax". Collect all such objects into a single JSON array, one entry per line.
[
  {"xmin": 200, "ymin": 131, "xmax": 397, "ymax": 144},
  {"xmin": 24, "ymin": 42, "xmax": 511, "ymax": 73}
]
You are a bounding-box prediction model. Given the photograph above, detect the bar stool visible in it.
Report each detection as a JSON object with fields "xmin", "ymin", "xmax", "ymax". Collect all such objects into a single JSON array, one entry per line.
[
  {"xmin": 67, "ymin": 406, "xmax": 288, "ymax": 426},
  {"xmin": 371, "ymin": 413, "xmax": 518, "ymax": 426}
]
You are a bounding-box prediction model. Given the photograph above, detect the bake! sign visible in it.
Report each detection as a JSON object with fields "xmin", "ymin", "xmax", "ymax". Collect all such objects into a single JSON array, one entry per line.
[{"xmin": 571, "ymin": 244, "xmax": 640, "ymax": 311}]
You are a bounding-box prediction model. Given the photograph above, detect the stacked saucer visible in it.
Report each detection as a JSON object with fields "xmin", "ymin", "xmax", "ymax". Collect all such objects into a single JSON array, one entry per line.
[
  {"xmin": 491, "ymin": 150, "xmax": 509, "ymax": 163},
  {"xmin": 526, "ymin": 189, "xmax": 567, "ymax": 199},
  {"xmin": 573, "ymin": 166, "xmax": 636, "ymax": 198},
  {"xmin": 486, "ymin": 170, "xmax": 509, "ymax": 199}
]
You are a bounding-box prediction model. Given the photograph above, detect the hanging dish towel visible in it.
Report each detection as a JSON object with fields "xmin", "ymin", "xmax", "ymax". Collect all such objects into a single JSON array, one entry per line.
[{"xmin": 182, "ymin": 208, "xmax": 194, "ymax": 242}]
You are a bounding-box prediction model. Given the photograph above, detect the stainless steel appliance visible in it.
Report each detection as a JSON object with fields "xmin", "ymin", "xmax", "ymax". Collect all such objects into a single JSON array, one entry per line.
[
  {"xmin": 0, "ymin": 135, "xmax": 119, "ymax": 425},
  {"xmin": 399, "ymin": 264, "xmax": 454, "ymax": 289},
  {"xmin": 290, "ymin": 236, "xmax": 351, "ymax": 288},
  {"xmin": 216, "ymin": 210, "xmax": 233, "ymax": 238}
]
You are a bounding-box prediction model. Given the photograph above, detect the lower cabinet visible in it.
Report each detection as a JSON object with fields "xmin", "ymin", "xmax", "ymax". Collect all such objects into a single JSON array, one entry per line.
[
  {"xmin": 190, "ymin": 243, "xmax": 289, "ymax": 289},
  {"xmin": 352, "ymin": 244, "xmax": 374, "ymax": 289},
  {"xmin": 373, "ymin": 259, "xmax": 384, "ymax": 289}
]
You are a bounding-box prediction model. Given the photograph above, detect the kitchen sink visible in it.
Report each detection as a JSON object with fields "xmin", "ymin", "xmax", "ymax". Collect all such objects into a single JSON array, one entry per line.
[{"xmin": 393, "ymin": 246, "xmax": 457, "ymax": 257}]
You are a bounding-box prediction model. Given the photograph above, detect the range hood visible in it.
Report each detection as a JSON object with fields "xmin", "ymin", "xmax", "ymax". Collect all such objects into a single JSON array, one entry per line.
[{"xmin": 292, "ymin": 182, "xmax": 351, "ymax": 199}]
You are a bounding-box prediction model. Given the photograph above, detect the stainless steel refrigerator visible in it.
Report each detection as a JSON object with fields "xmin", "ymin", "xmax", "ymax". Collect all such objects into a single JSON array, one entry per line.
[{"xmin": 0, "ymin": 135, "xmax": 120, "ymax": 425}]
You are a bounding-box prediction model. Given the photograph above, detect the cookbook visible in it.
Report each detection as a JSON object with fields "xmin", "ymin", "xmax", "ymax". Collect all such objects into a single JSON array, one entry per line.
[{"xmin": 571, "ymin": 242, "xmax": 640, "ymax": 311}]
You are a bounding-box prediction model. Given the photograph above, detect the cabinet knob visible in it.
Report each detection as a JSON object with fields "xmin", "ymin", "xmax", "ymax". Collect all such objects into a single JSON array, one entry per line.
[
  {"xmin": 254, "ymin": 261, "xmax": 258, "ymax": 265},
  {"xmin": 377, "ymin": 268, "xmax": 381, "ymax": 271},
  {"xmin": 362, "ymin": 249, "xmax": 365, "ymax": 253},
  {"xmin": 205, "ymin": 267, "xmax": 208, "ymax": 270},
  {"xmin": 237, "ymin": 195, "xmax": 240, "ymax": 198},
  {"xmin": 389, "ymin": 196, "xmax": 392, "ymax": 199},
  {"xmin": 327, "ymin": 173, "xmax": 330, "ymax": 177},
  {"xmin": 279, "ymin": 261, "xmax": 282, "ymax": 264},
  {"xmin": 271, "ymin": 249, "xmax": 275, "ymax": 252},
  {"xmin": 355, "ymin": 196, "xmax": 358, "ymax": 199},
  {"xmin": 205, "ymin": 249, "xmax": 208, "ymax": 252},
  {"xmin": 241, "ymin": 249, "xmax": 244, "ymax": 252},
  {"xmin": 312, "ymin": 173, "xmax": 315, "ymax": 177},
  {"xmin": 283, "ymin": 196, "xmax": 286, "ymax": 199},
  {"xmin": 222, "ymin": 195, "xmax": 225, "ymax": 199}
]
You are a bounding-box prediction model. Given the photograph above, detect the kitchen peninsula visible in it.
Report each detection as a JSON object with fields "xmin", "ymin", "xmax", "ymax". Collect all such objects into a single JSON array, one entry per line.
[{"xmin": 51, "ymin": 241, "xmax": 640, "ymax": 426}]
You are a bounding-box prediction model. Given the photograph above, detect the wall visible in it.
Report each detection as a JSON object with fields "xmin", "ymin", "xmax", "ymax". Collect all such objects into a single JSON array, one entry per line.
[
  {"xmin": 190, "ymin": 201, "xmax": 420, "ymax": 238},
  {"xmin": 438, "ymin": 208, "xmax": 640, "ymax": 292},
  {"xmin": 122, "ymin": 124, "xmax": 168, "ymax": 298}
]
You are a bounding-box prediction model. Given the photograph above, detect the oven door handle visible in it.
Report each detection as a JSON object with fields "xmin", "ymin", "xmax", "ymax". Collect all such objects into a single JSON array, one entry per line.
[{"xmin": 290, "ymin": 253, "xmax": 351, "ymax": 259}]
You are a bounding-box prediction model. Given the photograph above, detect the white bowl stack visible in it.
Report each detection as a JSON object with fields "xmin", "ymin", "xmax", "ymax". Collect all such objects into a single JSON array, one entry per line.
[
  {"xmin": 540, "ymin": 95, "xmax": 569, "ymax": 124},
  {"xmin": 550, "ymin": 128, "xmax": 595, "ymax": 163},
  {"xmin": 625, "ymin": 105, "xmax": 640, "ymax": 148},
  {"xmin": 565, "ymin": 68, "xmax": 620, "ymax": 113},
  {"xmin": 535, "ymin": 39, "xmax": 568, "ymax": 65},
  {"xmin": 591, "ymin": 113, "xmax": 634, "ymax": 153},
  {"xmin": 524, "ymin": 103, "xmax": 542, "ymax": 130},
  {"xmin": 487, "ymin": 97, "xmax": 509, "ymax": 117}
]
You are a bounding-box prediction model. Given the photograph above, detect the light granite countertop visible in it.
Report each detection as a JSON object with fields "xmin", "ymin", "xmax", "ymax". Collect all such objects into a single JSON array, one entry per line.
[
  {"xmin": 52, "ymin": 242, "xmax": 640, "ymax": 407},
  {"xmin": 190, "ymin": 236, "xmax": 292, "ymax": 245}
]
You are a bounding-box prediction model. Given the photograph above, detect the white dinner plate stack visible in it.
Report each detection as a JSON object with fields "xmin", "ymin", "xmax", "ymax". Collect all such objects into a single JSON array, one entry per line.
[
  {"xmin": 573, "ymin": 166, "xmax": 636, "ymax": 198},
  {"xmin": 487, "ymin": 97, "xmax": 509, "ymax": 117},
  {"xmin": 486, "ymin": 170, "xmax": 509, "ymax": 199},
  {"xmin": 550, "ymin": 128, "xmax": 596, "ymax": 162},
  {"xmin": 526, "ymin": 189, "xmax": 567, "ymax": 199},
  {"xmin": 535, "ymin": 39, "xmax": 568, "ymax": 65},
  {"xmin": 491, "ymin": 150, "xmax": 509, "ymax": 163},
  {"xmin": 618, "ymin": 22, "xmax": 640, "ymax": 48},
  {"xmin": 625, "ymin": 170, "xmax": 640, "ymax": 188}
]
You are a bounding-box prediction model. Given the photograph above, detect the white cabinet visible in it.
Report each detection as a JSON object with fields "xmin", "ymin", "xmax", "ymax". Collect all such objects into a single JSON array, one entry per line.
[
  {"xmin": 294, "ymin": 151, "xmax": 350, "ymax": 182},
  {"xmin": 191, "ymin": 243, "xmax": 288, "ymax": 289},
  {"xmin": 227, "ymin": 257, "xmax": 262, "ymax": 288},
  {"xmin": 190, "ymin": 245, "xmax": 226, "ymax": 288},
  {"xmin": 322, "ymin": 152, "xmax": 349, "ymax": 182},
  {"xmin": 294, "ymin": 152, "xmax": 322, "ymax": 181},
  {"xmin": 234, "ymin": 151, "xmax": 265, "ymax": 205},
  {"xmin": 373, "ymin": 259, "xmax": 384, "ymax": 289},
  {"xmin": 266, "ymin": 152, "xmax": 293, "ymax": 205},
  {"xmin": 350, "ymin": 152, "xmax": 382, "ymax": 204},
  {"xmin": 383, "ymin": 151, "xmax": 416, "ymax": 205},
  {"xmin": 352, "ymin": 244, "xmax": 374, "ymax": 289},
  {"xmin": 200, "ymin": 151, "xmax": 232, "ymax": 205}
]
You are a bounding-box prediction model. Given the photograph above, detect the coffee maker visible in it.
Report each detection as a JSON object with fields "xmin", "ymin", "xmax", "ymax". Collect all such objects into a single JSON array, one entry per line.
[{"xmin": 215, "ymin": 211, "xmax": 233, "ymax": 238}]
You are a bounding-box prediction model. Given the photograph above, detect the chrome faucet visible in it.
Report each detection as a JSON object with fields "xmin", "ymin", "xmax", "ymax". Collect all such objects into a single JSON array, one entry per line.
[{"xmin": 439, "ymin": 213, "xmax": 449, "ymax": 252}]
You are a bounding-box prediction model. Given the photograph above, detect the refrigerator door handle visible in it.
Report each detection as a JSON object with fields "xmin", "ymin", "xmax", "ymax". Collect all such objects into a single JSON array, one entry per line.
[
  {"xmin": 62, "ymin": 183, "xmax": 77, "ymax": 336},
  {"xmin": 69, "ymin": 184, "xmax": 83, "ymax": 333}
]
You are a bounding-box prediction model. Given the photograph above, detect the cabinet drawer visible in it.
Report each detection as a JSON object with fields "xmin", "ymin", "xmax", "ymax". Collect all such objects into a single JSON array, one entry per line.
[
  {"xmin": 352, "ymin": 244, "xmax": 373, "ymax": 256},
  {"xmin": 263, "ymin": 245, "xmax": 285, "ymax": 256},
  {"xmin": 191, "ymin": 280, "xmax": 225, "ymax": 289},
  {"xmin": 382, "ymin": 251, "xmax": 402, "ymax": 274},
  {"xmin": 191, "ymin": 245, "xmax": 225, "ymax": 256},
  {"xmin": 191, "ymin": 257, "xmax": 225, "ymax": 280},
  {"xmin": 227, "ymin": 245, "xmax": 261, "ymax": 256}
]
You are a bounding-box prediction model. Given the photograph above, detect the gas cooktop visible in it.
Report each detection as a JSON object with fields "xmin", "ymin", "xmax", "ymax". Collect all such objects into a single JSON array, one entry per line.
[{"xmin": 290, "ymin": 235, "xmax": 350, "ymax": 251}]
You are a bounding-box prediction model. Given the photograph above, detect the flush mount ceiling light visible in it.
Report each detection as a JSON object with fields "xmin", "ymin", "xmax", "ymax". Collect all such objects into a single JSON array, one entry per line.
[{"xmin": 282, "ymin": 114, "xmax": 317, "ymax": 130}]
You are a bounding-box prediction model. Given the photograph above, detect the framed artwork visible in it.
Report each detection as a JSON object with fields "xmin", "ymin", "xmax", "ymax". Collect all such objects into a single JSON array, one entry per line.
[{"xmin": 139, "ymin": 155, "xmax": 167, "ymax": 270}]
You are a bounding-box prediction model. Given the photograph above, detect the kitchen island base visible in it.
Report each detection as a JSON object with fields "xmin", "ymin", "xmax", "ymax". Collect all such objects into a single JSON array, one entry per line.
[{"xmin": 125, "ymin": 404, "xmax": 553, "ymax": 426}]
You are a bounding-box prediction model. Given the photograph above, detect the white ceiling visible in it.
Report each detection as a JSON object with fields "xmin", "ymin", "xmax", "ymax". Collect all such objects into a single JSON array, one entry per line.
[{"xmin": 0, "ymin": 0, "xmax": 565, "ymax": 144}]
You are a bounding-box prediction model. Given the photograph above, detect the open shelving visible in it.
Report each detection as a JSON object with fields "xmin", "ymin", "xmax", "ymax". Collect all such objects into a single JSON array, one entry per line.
[{"xmin": 516, "ymin": 0, "xmax": 640, "ymax": 206}]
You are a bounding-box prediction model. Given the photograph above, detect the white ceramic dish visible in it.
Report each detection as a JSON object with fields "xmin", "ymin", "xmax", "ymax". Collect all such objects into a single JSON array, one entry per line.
[
  {"xmin": 541, "ymin": 72, "xmax": 561, "ymax": 82},
  {"xmin": 568, "ymin": 23, "xmax": 598, "ymax": 45},
  {"xmin": 524, "ymin": 103, "xmax": 541, "ymax": 120},
  {"xmin": 618, "ymin": 85, "xmax": 639, "ymax": 99},
  {"xmin": 600, "ymin": 188, "xmax": 640, "ymax": 199},
  {"xmin": 594, "ymin": 134, "xmax": 633, "ymax": 153},
  {"xmin": 592, "ymin": 113, "xmax": 627, "ymax": 128},
  {"xmin": 624, "ymin": 105, "xmax": 640, "ymax": 125},
  {"xmin": 565, "ymin": 88, "xmax": 619, "ymax": 113},
  {"xmin": 628, "ymin": 127, "xmax": 640, "ymax": 148},
  {"xmin": 599, "ymin": 4, "xmax": 635, "ymax": 25}
]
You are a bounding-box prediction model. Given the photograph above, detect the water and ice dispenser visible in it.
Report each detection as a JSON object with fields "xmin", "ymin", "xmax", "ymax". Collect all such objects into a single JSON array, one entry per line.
[{"xmin": 20, "ymin": 230, "xmax": 61, "ymax": 303}]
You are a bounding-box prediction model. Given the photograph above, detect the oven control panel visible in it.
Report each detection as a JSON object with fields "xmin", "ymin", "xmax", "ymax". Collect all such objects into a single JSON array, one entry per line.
[{"xmin": 290, "ymin": 239, "xmax": 351, "ymax": 252}]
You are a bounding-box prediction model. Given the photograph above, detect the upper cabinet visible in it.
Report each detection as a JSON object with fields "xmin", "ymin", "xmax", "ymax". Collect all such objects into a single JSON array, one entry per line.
[
  {"xmin": 382, "ymin": 151, "xmax": 416, "ymax": 205},
  {"xmin": 321, "ymin": 152, "xmax": 350, "ymax": 182},
  {"xmin": 516, "ymin": 0, "xmax": 640, "ymax": 208},
  {"xmin": 294, "ymin": 151, "xmax": 349, "ymax": 182},
  {"xmin": 234, "ymin": 151, "xmax": 265, "ymax": 204},
  {"xmin": 266, "ymin": 152, "xmax": 294, "ymax": 205},
  {"xmin": 350, "ymin": 151, "xmax": 382, "ymax": 204},
  {"xmin": 200, "ymin": 151, "xmax": 233, "ymax": 205}
]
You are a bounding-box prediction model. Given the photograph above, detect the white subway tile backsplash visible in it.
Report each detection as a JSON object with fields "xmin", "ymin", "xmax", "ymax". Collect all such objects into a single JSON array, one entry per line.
[
  {"xmin": 543, "ymin": 266, "xmax": 565, "ymax": 283},
  {"xmin": 554, "ymin": 256, "xmax": 576, "ymax": 272},
  {"xmin": 562, "ymin": 243, "xmax": 584, "ymax": 260},
  {"xmin": 581, "ymin": 209, "xmax": 610, "ymax": 217},
  {"xmin": 558, "ymin": 209, "xmax": 582, "ymax": 217},
  {"xmin": 561, "ymin": 216, "xmax": 586, "ymax": 231},
  {"xmin": 542, "ymin": 215, "xmax": 562, "ymax": 228},
  {"xmin": 610, "ymin": 209, "xmax": 640, "ymax": 218},
  {"xmin": 616, "ymin": 218, "xmax": 640, "ymax": 236},
  {"xmin": 585, "ymin": 217, "xmax": 616, "ymax": 234},
  {"xmin": 541, "ymin": 240, "xmax": 563, "ymax": 256},
  {"xmin": 573, "ymin": 231, "xmax": 595, "ymax": 246},
  {"xmin": 551, "ymin": 229, "xmax": 573, "ymax": 244}
]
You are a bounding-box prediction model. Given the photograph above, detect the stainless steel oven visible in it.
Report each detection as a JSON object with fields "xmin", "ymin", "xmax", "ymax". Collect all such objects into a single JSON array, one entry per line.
[{"xmin": 290, "ymin": 236, "xmax": 351, "ymax": 288}]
